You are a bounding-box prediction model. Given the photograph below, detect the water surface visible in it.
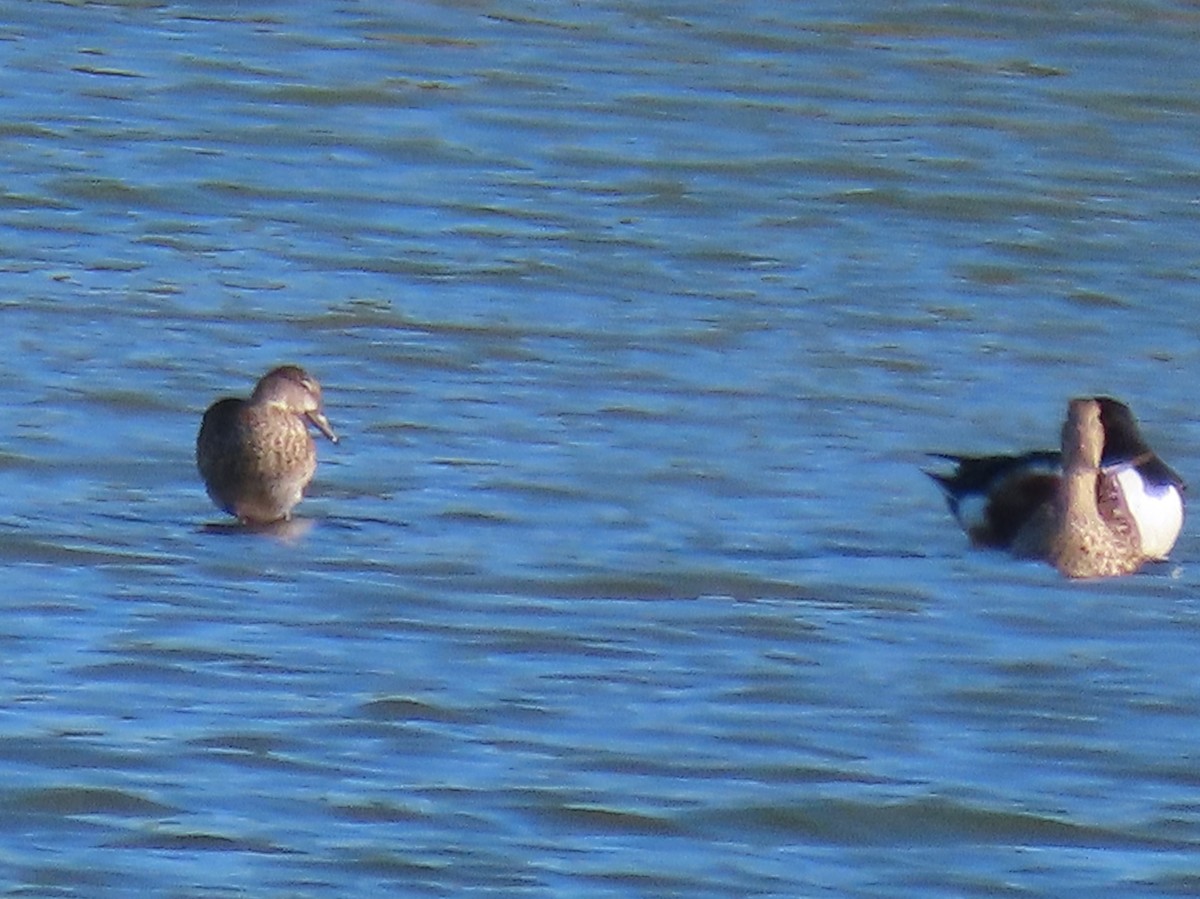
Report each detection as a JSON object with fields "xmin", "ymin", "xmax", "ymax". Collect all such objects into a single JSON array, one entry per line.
[{"xmin": 3, "ymin": 1, "xmax": 1200, "ymax": 896}]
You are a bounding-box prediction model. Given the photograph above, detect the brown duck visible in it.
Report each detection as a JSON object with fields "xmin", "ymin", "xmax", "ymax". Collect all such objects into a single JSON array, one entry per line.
[{"xmin": 197, "ymin": 366, "xmax": 338, "ymax": 524}]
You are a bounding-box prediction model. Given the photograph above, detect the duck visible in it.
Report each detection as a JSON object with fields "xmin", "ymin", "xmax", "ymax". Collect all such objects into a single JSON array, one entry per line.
[
  {"xmin": 196, "ymin": 365, "xmax": 338, "ymax": 525},
  {"xmin": 927, "ymin": 396, "xmax": 1185, "ymax": 576}
]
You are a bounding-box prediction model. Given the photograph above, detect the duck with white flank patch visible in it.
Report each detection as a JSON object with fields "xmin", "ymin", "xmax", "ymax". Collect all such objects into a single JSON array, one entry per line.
[{"xmin": 927, "ymin": 396, "xmax": 1184, "ymax": 577}]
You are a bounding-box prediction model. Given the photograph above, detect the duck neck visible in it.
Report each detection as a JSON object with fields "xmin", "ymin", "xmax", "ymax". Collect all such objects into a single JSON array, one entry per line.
[
  {"xmin": 1058, "ymin": 399, "xmax": 1105, "ymax": 521},
  {"xmin": 1059, "ymin": 466, "xmax": 1100, "ymax": 524}
]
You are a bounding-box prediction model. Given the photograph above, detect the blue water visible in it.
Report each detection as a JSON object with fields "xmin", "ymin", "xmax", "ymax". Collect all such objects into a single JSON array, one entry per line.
[{"xmin": 3, "ymin": 1, "xmax": 1200, "ymax": 896}]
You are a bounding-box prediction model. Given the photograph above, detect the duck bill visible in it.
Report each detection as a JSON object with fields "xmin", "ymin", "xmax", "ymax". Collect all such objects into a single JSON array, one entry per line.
[{"xmin": 307, "ymin": 411, "xmax": 339, "ymax": 443}]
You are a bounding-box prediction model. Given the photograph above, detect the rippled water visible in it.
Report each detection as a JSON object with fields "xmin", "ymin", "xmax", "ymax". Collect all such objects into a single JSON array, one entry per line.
[{"xmin": 4, "ymin": 1, "xmax": 1200, "ymax": 896}]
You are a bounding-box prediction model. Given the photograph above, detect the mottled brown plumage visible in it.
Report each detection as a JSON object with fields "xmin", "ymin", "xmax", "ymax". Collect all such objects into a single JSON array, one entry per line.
[
  {"xmin": 1015, "ymin": 398, "xmax": 1146, "ymax": 578},
  {"xmin": 197, "ymin": 366, "xmax": 338, "ymax": 524}
]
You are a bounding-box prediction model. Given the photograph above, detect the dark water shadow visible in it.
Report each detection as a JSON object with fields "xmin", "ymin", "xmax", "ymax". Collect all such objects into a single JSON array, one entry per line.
[{"xmin": 197, "ymin": 518, "xmax": 315, "ymax": 541}]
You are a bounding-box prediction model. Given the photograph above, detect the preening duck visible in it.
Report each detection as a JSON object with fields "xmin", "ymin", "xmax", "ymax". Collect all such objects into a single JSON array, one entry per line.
[{"xmin": 927, "ymin": 396, "xmax": 1184, "ymax": 577}]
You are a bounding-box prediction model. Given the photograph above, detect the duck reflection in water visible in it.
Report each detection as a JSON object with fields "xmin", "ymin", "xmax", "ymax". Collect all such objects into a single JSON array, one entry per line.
[
  {"xmin": 197, "ymin": 365, "xmax": 338, "ymax": 530},
  {"xmin": 928, "ymin": 396, "xmax": 1184, "ymax": 578}
]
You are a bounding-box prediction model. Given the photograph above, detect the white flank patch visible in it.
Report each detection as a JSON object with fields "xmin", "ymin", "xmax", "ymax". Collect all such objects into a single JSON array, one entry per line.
[{"xmin": 1114, "ymin": 467, "xmax": 1184, "ymax": 560}]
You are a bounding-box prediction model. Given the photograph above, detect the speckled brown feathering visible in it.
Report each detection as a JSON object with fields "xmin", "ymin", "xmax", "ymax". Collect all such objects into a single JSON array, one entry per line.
[
  {"xmin": 1004, "ymin": 399, "xmax": 1146, "ymax": 578},
  {"xmin": 1045, "ymin": 398, "xmax": 1145, "ymax": 578},
  {"xmin": 196, "ymin": 366, "xmax": 338, "ymax": 525}
]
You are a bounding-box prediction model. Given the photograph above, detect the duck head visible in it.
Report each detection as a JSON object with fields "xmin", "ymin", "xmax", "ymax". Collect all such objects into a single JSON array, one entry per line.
[{"xmin": 252, "ymin": 365, "xmax": 339, "ymax": 443}]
